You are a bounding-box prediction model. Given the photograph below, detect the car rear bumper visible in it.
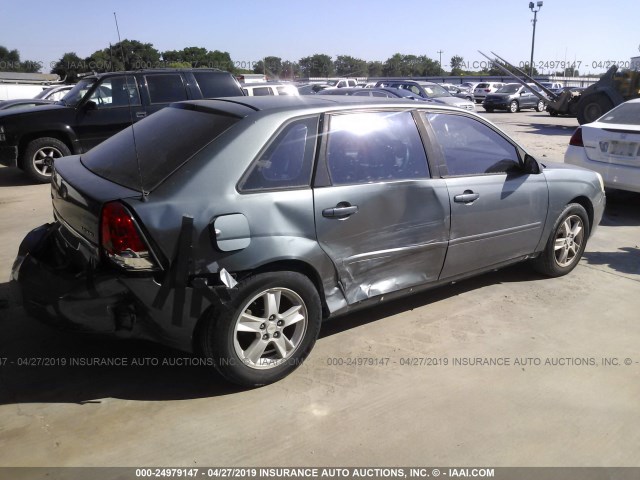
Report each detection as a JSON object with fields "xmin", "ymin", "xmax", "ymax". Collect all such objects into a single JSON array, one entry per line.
[
  {"xmin": 11, "ymin": 222, "xmax": 207, "ymax": 352},
  {"xmin": 565, "ymin": 146, "xmax": 640, "ymax": 193},
  {"xmin": 0, "ymin": 145, "xmax": 18, "ymax": 167}
]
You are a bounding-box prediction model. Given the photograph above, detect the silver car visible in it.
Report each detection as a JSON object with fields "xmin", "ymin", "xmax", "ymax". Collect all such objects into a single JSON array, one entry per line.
[{"xmin": 12, "ymin": 96, "xmax": 605, "ymax": 387}]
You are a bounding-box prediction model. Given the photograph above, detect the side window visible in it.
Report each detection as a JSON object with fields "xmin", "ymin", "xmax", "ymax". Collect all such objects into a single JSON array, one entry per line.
[
  {"xmin": 326, "ymin": 111, "xmax": 429, "ymax": 185},
  {"xmin": 371, "ymin": 91, "xmax": 388, "ymax": 97},
  {"xmin": 251, "ymin": 87, "xmax": 272, "ymax": 96},
  {"xmin": 146, "ymin": 74, "xmax": 188, "ymax": 104},
  {"xmin": 425, "ymin": 113, "xmax": 520, "ymax": 176},
  {"xmin": 353, "ymin": 90, "xmax": 371, "ymax": 97},
  {"xmin": 239, "ymin": 117, "xmax": 318, "ymax": 191},
  {"xmin": 89, "ymin": 76, "xmax": 140, "ymax": 108},
  {"xmin": 192, "ymin": 72, "xmax": 242, "ymax": 97}
]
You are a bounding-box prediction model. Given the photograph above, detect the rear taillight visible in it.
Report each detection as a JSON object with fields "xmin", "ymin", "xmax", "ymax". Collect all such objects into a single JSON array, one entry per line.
[
  {"xmin": 569, "ymin": 127, "xmax": 584, "ymax": 147},
  {"xmin": 101, "ymin": 201, "xmax": 158, "ymax": 271},
  {"xmin": 485, "ymin": 89, "xmax": 490, "ymax": 92}
]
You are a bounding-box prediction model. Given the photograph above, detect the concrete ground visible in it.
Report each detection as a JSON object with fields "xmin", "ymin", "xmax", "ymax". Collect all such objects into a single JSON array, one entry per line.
[{"xmin": 0, "ymin": 111, "xmax": 639, "ymax": 467}]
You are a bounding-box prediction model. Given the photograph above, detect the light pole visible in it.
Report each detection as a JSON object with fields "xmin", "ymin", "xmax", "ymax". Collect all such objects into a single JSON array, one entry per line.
[
  {"xmin": 529, "ymin": 1, "xmax": 543, "ymax": 77},
  {"xmin": 437, "ymin": 50, "xmax": 444, "ymax": 72}
]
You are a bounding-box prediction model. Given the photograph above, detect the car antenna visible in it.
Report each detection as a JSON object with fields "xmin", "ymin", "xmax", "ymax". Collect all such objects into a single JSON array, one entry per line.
[{"xmin": 114, "ymin": 11, "xmax": 147, "ymax": 201}]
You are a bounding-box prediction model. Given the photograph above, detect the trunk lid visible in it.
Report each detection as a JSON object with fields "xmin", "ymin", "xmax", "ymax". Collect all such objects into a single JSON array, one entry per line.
[{"xmin": 581, "ymin": 123, "xmax": 640, "ymax": 167}]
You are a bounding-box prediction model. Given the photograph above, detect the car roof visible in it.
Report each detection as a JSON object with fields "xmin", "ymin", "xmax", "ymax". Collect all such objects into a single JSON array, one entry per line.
[
  {"xmin": 178, "ymin": 95, "xmax": 463, "ymax": 117},
  {"xmin": 82, "ymin": 68, "xmax": 228, "ymax": 80}
]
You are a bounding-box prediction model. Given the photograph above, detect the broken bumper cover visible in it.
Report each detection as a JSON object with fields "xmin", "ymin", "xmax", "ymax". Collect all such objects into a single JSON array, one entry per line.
[{"xmin": 11, "ymin": 222, "xmax": 221, "ymax": 352}]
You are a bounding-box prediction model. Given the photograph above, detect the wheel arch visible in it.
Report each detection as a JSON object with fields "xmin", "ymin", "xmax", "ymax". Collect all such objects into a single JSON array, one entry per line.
[
  {"xmin": 567, "ymin": 195, "xmax": 594, "ymax": 235},
  {"xmin": 18, "ymin": 131, "xmax": 75, "ymax": 168}
]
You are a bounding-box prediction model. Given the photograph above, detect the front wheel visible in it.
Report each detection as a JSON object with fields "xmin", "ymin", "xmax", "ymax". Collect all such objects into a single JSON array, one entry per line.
[
  {"xmin": 533, "ymin": 203, "xmax": 590, "ymax": 277},
  {"xmin": 198, "ymin": 271, "xmax": 322, "ymax": 387},
  {"xmin": 536, "ymin": 100, "xmax": 546, "ymax": 112},
  {"xmin": 22, "ymin": 137, "xmax": 71, "ymax": 183},
  {"xmin": 577, "ymin": 94, "xmax": 613, "ymax": 125},
  {"xmin": 509, "ymin": 100, "xmax": 519, "ymax": 113}
]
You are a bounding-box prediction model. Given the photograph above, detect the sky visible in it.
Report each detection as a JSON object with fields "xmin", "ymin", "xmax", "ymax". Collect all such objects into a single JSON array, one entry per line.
[{"xmin": 3, "ymin": 0, "xmax": 639, "ymax": 76}]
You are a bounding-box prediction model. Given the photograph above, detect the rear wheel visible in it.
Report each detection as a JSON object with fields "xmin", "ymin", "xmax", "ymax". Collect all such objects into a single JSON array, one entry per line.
[
  {"xmin": 22, "ymin": 137, "xmax": 70, "ymax": 183},
  {"xmin": 533, "ymin": 203, "xmax": 590, "ymax": 277},
  {"xmin": 577, "ymin": 94, "xmax": 613, "ymax": 124},
  {"xmin": 536, "ymin": 100, "xmax": 546, "ymax": 112},
  {"xmin": 198, "ymin": 271, "xmax": 322, "ymax": 387},
  {"xmin": 484, "ymin": 107, "xmax": 494, "ymax": 113},
  {"xmin": 509, "ymin": 100, "xmax": 519, "ymax": 113}
]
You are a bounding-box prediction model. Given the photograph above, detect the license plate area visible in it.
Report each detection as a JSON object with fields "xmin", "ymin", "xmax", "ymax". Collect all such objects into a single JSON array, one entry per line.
[{"xmin": 608, "ymin": 141, "xmax": 639, "ymax": 157}]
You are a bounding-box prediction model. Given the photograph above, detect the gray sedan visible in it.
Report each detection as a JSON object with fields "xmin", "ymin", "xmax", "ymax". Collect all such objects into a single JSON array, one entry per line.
[{"xmin": 12, "ymin": 96, "xmax": 605, "ymax": 387}]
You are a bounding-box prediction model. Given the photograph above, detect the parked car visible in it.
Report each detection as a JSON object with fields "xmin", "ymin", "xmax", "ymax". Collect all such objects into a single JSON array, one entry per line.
[
  {"xmin": 440, "ymin": 83, "xmax": 474, "ymax": 102},
  {"xmin": 241, "ymin": 83, "xmax": 299, "ymax": 96},
  {"xmin": 565, "ymin": 98, "xmax": 640, "ymax": 192},
  {"xmin": 374, "ymin": 80, "xmax": 475, "ymax": 110},
  {"xmin": 0, "ymin": 69, "xmax": 244, "ymax": 183},
  {"xmin": 325, "ymin": 78, "xmax": 358, "ymax": 88},
  {"xmin": 34, "ymin": 85, "xmax": 74, "ymax": 101},
  {"xmin": 473, "ymin": 82, "xmax": 505, "ymax": 103},
  {"xmin": 460, "ymin": 81, "xmax": 480, "ymax": 91},
  {"xmin": 11, "ymin": 96, "xmax": 605, "ymax": 387},
  {"xmin": 0, "ymin": 98, "xmax": 54, "ymax": 110},
  {"xmin": 296, "ymin": 83, "xmax": 330, "ymax": 95},
  {"xmin": 317, "ymin": 86, "xmax": 431, "ymax": 101},
  {"xmin": 482, "ymin": 83, "xmax": 547, "ymax": 113}
]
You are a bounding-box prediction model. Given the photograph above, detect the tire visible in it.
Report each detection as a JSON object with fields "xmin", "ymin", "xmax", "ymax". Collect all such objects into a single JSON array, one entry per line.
[
  {"xmin": 484, "ymin": 107, "xmax": 494, "ymax": 113},
  {"xmin": 549, "ymin": 110, "xmax": 558, "ymax": 117},
  {"xmin": 22, "ymin": 137, "xmax": 71, "ymax": 183},
  {"xmin": 509, "ymin": 100, "xmax": 519, "ymax": 113},
  {"xmin": 198, "ymin": 271, "xmax": 322, "ymax": 387},
  {"xmin": 577, "ymin": 94, "xmax": 613, "ymax": 125},
  {"xmin": 536, "ymin": 100, "xmax": 545, "ymax": 112},
  {"xmin": 533, "ymin": 203, "xmax": 590, "ymax": 277}
]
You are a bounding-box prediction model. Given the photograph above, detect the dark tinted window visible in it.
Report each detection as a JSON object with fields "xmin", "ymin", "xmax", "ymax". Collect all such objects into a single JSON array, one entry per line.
[
  {"xmin": 599, "ymin": 102, "xmax": 640, "ymax": 125},
  {"xmin": 239, "ymin": 117, "xmax": 318, "ymax": 191},
  {"xmin": 193, "ymin": 72, "xmax": 242, "ymax": 97},
  {"xmin": 326, "ymin": 111, "xmax": 429, "ymax": 185},
  {"xmin": 146, "ymin": 74, "xmax": 187, "ymax": 104},
  {"xmin": 425, "ymin": 113, "xmax": 520, "ymax": 176},
  {"xmin": 82, "ymin": 106, "xmax": 240, "ymax": 192}
]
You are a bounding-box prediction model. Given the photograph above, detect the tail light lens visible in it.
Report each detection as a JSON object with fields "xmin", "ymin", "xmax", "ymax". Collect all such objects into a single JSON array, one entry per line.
[
  {"xmin": 569, "ymin": 127, "xmax": 584, "ymax": 147},
  {"xmin": 485, "ymin": 89, "xmax": 490, "ymax": 92},
  {"xmin": 101, "ymin": 201, "xmax": 158, "ymax": 271}
]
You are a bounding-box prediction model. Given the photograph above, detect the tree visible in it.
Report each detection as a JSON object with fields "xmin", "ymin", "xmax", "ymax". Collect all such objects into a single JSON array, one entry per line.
[
  {"xmin": 51, "ymin": 52, "xmax": 86, "ymax": 82},
  {"xmin": 298, "ymin": 54, "xmax": 334, "ymax": 77},
  {"xmin": 367, "ymin": 61, "xmax": 383, "ymax": 77},
  {"xmin": 253, "ymin": 56, "xmax": 283, "ymax": 78},
  {"xmin": 0, "ymin": 45, "xmax": 40, "ymax": 73},
  {"xmin": 382, "ymin": 54, "xmax": 442, "ymax": 77},
  {"xmin": 281, "ymin": 60, "xmax": 300, "ymax": 80},
  {"xmin": 450, "ymin": 55, "xmax": 465, "ymax": 75},
  {"xmin": 86, "ymin": 39, "xmax": 161, "ymax": 72},
  {"xmin": 334, "ymin": 55, "xmax": 368, "ymax": 77}
]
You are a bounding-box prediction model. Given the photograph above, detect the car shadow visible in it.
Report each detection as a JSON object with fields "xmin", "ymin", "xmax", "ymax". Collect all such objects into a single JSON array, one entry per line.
[
  {"xmin": 0, "ymin": 166, "xmax": 37, "ymax": 187},
  {"xmin": 0, "ymin": 265, "xmax": 543, "ymax": 405},
  {"xmin": 521, "ymin": 122, "xmax": 577, "ymax": 136},
  {"xmin": 582, "ymin": 247, "xmax": 640, "ymax": 276},
  {"xmin": 601, "ymin": 190, "xmax": 640, "ymax": 227}
]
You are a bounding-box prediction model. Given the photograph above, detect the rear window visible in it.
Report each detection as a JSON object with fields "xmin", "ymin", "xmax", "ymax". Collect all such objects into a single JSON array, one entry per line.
[
  {"xmin": 82, "ymin": 106, "xmax": 240, "ymax": 192},
  {"xmin": 476, "ymin": 83, "xmax": 489, "ymax": 88},
  {"xmin": 193, "ymin": 72, "xmax": 243, "ymax": 97},
  {"xmin": 599, "ymin": 102, "xmax": 640, "ymax": 125}
]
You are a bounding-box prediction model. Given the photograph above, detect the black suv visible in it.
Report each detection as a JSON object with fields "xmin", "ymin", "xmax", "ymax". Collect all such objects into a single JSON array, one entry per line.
[{"xmin": 0, "ymin": 69, "xmax": 243, "ymax": 182}]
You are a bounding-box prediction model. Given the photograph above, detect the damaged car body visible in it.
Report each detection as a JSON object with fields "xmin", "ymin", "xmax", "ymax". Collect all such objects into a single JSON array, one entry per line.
[{"xmin": 11, "ymin": 96, "xmax": 606, "ymax": 386}]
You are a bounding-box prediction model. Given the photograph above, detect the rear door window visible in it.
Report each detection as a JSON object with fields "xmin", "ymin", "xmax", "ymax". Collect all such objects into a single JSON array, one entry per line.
[
  {"xmin": 146, "ymin": 74, "xmax": 188, "ymax": 104},
  {"xmin": 326, "ymin": 111, "xmax": 429, "ymax": 185},
  {"xmin": 193, "ymin": 72, "xmax": 242, "ymax": 97}
]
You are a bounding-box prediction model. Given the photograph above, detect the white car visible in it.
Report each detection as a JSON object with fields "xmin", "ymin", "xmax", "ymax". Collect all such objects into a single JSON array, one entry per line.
[
  {"xmin": 241, "ymin": 83, "xmax": 299, "ymax": 96},
  {"xmin": 473, "ymin": 82, "xmax": 505, "ymax": 103},
  {"xmin": 565, "ymin": 98, "xmax": 640, "ymax": 193}
]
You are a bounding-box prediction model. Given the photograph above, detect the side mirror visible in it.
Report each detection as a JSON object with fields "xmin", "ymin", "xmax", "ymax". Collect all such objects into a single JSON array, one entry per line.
[
  {"xmin": 84, "ymin": 100, "xmax": 97, "ymax": 111},
  {"xmin": 523, "ymin": 154, "xmax": 541, "ymax": 174}
]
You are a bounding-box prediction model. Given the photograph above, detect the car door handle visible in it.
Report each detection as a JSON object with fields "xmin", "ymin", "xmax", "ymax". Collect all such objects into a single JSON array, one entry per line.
[
  {"xmin": 454, "ymin": 191, "xmax": 480, "ymax": 204},
  {"xmin": 136, "ymin": 112, "xmax": 147, "ymax": 118},
  {"xmin": 322, "ymin": 204, "xmax": 358, "ymax": 218}
]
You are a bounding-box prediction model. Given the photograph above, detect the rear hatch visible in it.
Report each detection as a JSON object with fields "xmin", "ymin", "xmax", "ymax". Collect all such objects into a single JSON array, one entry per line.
[{"xmin": 52, "ymin": 103, "xmax": 245, "ymax": 259}]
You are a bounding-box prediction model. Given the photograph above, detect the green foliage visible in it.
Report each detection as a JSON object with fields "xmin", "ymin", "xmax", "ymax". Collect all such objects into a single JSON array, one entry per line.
[
  {"xmin": 382, "ymin": 54, "xmax": 443, "ymax": 77},
  {"xmin": 299, "ymin": 54, "xmax": 334, "ymax": 77},
  {"xmin": 334, "ymin": 55, "xmax": 368, "ymax": 77},
  {"xmin": 0, "ymin": 45, "xmax": 40, "ymax": 73}
]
